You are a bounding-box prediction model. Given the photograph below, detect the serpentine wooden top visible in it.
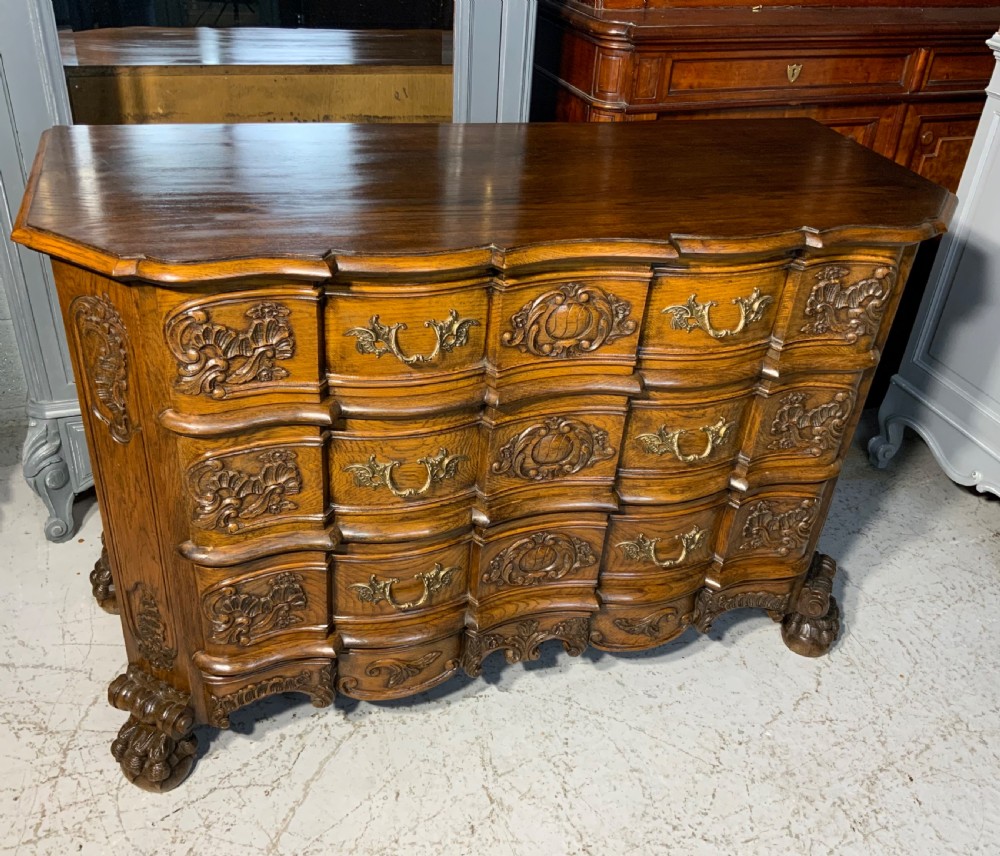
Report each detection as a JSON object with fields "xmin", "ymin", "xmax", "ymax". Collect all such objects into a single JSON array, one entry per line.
[{"xmin": 14, "ymin": 121, "xmax": 954, "ymax": 282}]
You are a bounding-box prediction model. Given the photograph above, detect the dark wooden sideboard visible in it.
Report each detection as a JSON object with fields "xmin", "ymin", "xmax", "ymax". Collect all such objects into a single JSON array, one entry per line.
[
  {"xmin": 13, "ymin": 121, "xmax": 952, "ymax": 790},
  {"xmin": 532, "ymin": 1, "xmax": 1000, "ymax": 193}
]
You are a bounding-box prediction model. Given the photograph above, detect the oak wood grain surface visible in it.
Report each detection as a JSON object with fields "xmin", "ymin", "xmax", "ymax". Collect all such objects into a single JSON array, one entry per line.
[{"xmin": 16, "ymin": 121, "xmax": 953, "ymax": 273}]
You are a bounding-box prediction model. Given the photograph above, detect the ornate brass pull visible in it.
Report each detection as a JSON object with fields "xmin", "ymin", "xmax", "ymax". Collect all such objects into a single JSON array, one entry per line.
[
  {"xmin": 787, "ymin": 63, "xmax": 803, "ymax": 83},
  {"xmin": 636, "ymin": 416, "xmax": 735, "ymax": 463},
  {"xmin": 616, "ymin": 525, "xmax": 707, "ymax": 569},
  {"xmin": 351, "ymin": 563, "xmax": 458, "ymax": 612},
  {"xmin": 662, "ymin": 287, "xmax": 773, "ymax": 340},
  {"xmin": 344, "ymin": 447, "xmax": 466, "ymax": 499},
  {"xmin": 345, "ymin": 309, "xmax": 479, "ymax": 367}
]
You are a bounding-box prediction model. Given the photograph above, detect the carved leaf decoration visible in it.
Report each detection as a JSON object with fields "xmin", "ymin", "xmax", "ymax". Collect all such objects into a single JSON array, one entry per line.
[
  {"xmin": 366, "ymin": 651, "xmax": 442, "ymax": 689},
  {"xmin": 203, "ymin": 572, "xmax": 308, "ymax": 647}
]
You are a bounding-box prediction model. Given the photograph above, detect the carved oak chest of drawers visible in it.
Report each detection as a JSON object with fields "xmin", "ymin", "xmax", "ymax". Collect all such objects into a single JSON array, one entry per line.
[{"xmin": 12, "ymin": 120, "xmax": 953, "ymax": 790}]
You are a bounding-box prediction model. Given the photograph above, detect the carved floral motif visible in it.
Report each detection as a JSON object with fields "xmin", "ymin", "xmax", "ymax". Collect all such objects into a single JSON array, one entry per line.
[
  {"xmin": 345, "ymin": 309, "xmax": 479, "ymax": 366},
  {"xmin": 71, "ymin": 294, "xmax": 135, "ymax": 443},
  {"xmin": 739, "ymin": 499, "xmax": 818, "ymax": 556},
  {"xmin": 188, "ymin": 449, "xmax": 302, "ymax": 533},
  {"xmin": 492, "ymin": 416, "xmax": 616, "ymax": 482},
  {"xmin": 483, "ymin": 531, "xmax": 597, "ymax": 588},
  {"xmin": 366, "ymin": 651, "xmax": 442, "ymax": 689},
  {"xmin": 344, "ymin": 448, "xmax": 465, "ymax": 500},
  {"xmin": 662, "ymin": 287, "xmax": 773, "ymax": 340},
  {"xmin": 208, "ymin": 665, "xmax": 334, "ymax": 728},
  {"xmin": 166, "ymin": 301, "xmax": 295, "ymax": 399},
  {"xmin": 767, "ymin": 390, "xmax": 855, "ymax": 456},
  {"xmin": 636, "ymin": 415, "xmax": 735, "ymax": 463},
  {"xmin": 462, "ymin": 617, "xmax": 590, "ymax": 677},
  {"xmin": 203, "ymin": 572, "xmax": 308, "ymax": 647},
  {"xmin": 130, "ymin": 583, "xmax": 176, "ymax": 670},
  {"xmin": 502, "ymin": 282, "xmax": 637, "ymax": 357},
  {"xmin": 351, "ymin": 563, "xmax": 458, "ymax": 612},
  {"xmin": 612, "ymin": 608, "xmax": 678, "ymax": 638},
  {"xmin": 800, "ymin": 265, "xmax": 896, "ymax": 342}
]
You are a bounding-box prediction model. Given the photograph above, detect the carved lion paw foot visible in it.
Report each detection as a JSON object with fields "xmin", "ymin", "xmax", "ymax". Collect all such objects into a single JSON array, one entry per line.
[{"xmin": 780, "ymin": 552, "xmax": 841, "ymax": 658}]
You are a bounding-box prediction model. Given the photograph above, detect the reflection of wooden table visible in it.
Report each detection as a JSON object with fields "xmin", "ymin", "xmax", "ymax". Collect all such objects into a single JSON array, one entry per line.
[{"xmin": 60, "ymin": 27, "xmax": 452, "ymax": 123}]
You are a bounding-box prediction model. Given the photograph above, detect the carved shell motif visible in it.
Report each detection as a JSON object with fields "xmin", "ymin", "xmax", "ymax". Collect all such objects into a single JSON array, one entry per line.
[
  {"xmin": 71, "ymin": 294, "xmax": 135, "ymax": 444},
  {"xmin": 187, "ymin": 449, "xmax": 302, "ymax": 533},
  {"xmin": 502, "ymin": 282, "xmax": 637, "ymax": 357},
  {"xmin": 492, "ymin": 416, "xmax": 616, "ymax": 482},
  {"xmin": 800, "ymin": 265, "xmax": 896, "ymax": 342},
  {"xmin": 203, "ymin": 572, "xmax": 308, "ymax": 647},
  {"xmin": 483, "ymin": 531, "xmax": 597, "ymax": 588},
  {"xmin": 165, "ymin": 301, "xmax": 295, "ymax": 399}
]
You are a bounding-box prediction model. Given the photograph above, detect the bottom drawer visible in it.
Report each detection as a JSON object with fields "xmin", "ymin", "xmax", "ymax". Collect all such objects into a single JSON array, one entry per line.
[{"xmin": 336, "ymin": 635, "xmax": 463, "ymax": 701}]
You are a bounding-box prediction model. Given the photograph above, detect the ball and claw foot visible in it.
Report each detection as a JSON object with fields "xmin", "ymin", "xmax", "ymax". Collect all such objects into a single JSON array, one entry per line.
[
  {"xmin": 108, "ymin": 666, "xmax": 198, "ymax": 792},
  {"xmin": 90, "ymin": 541, "xmax": 119, "ymax": 614},
  {"xmin": 781, "ymin": 553, "xmax": 841, "ymax": 657}
]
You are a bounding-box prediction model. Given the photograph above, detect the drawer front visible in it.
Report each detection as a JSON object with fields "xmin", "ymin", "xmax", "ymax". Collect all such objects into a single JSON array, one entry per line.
[
  {"xmin": 481, "ymin": 396, "xmax": 627, "ymax": 523},
  {"xmin": 780, "ymin": 255, "xmax": 901, "ymax": 354},
  {"xmin": 591, "ymin": 591, "xmax": 699, "ymax": 652},
  {"xmin": 921, "ymin": 49, "xmax": 994, "ymax": 93},
  {"xmin": 158, "ymin": 285, "xmax": 322, "ymax": 410},
  {"xmin": 603, "ymin": 500, "xmax": 723, "ymax": 577},
  {"xmin": 179, "ymin": 429, "xmax": 328, "ymax": 551},
  {"xmin": 326, "ymin": 283, "xmax": 488, "ymax": 381},
  {"xmin": 666, "ymin": 51, "xmax": 914, "ymax": 101},
  {"xmin": 337, "ymin": 636, "xmax": 463, "ymax": 701},
  {"xmin": 195, "ymin": 552, "xmax": 329, "ymax": 654},
  {"xmin": 334, "ymin": 538, "xmax": 470, "ymax": 621},
  {"xmin": 729, "ymin": 489, "xmax": 824, "ymax": 562},
  {"xmin": 332, "ymin": 414, "xmax": 480, "ymax": 542},
  {"xmin": 491, "ymin": 274, "xmax": 649, "ymax": 375}
]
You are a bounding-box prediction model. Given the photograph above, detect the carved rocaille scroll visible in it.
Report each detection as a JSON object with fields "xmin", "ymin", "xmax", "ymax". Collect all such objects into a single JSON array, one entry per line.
[
  {"xmin": 366, "ymin": 651, "xmax": 442, "ymax": 689},
  {"xmin": 202, "ymin": 572, "xmax": 308, "ymax": 647},
  {"xmin": 351, "ymin": 563, "xmax": 458, "ymax": 612},
  {"xmin": 345, "ymin": 310, "xmax": 479, "ymax": 366},
  {"xmin": 344, "ymin": 448, "xmax": 465, "ymax": 499},
  {"xmin": 129, "ymin": 582, "xmax": 177, "ymax": 670},
  {"xmin": 691, "ymin": 590, "xmax": 791, "ymax": 634},
  {"xmin": 71, "ymin": 294, "xmax": 135, "ymax": 444},
  {"xmin": 108, "ymin": 666, "xmax": 196, "ymax": 792},
  {"xmin": 462, "ymin": 617, "xmax": 591, "ymax": 677},
  {"xmin": 800, "ymin": 265, "xmax": 896, "ymax": 342},
  {"xmin": 188, "ymin": 449, "xmax": 302, "ymax": 533},
  {"xmin": 636, "ymin": 416, "xmax": 735, "ymax": 463},
  {"xmin": 208, "ymin": 665, "xmax": 335, "ymax": 728},
  {"xmin": 662, "ymin": 287, "xmax": 773, "ymax": 340},
  {"xmin": 502, "ymin": 282, "xmax": 637, "ymax": 357},
  {"xmin": 612, "ymin": 608, "xmax": 678, "ymax": 638},
  {"xmin": 767, "ymin": 390, "xmax": 855, "ymax": 456},
  {"xmin": 166, "ymin": 301, "xmax": 295, "ymax": 399},
  {"xmin": 492, "ymin": 416, "xmax": 615, "ymax": 481},
  {"xmin": 483, "ymin": 531, "xmax": 597, "ymax": 588},
  {"xmin": 739, "ymin": 498, "xmax": 818, "ymax": 556}
]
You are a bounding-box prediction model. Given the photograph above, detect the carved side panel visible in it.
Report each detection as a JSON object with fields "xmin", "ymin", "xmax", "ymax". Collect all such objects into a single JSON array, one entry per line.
[
  {"xmin": 70, "ymin": 294, "xmax": 135, "ymax": 444},
  {"xmin": 126, "ymin": 582, "xmax": 177, "ymax": 670}
]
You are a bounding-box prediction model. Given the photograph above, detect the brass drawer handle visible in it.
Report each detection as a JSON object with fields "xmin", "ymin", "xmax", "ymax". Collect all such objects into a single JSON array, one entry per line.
[
  {"xmin": 662, "ymin": 287, "xmax": 773, "ymax": 340},
  {"xmin": 351, "ymin": 563, "xmax": 458, "ymax": 612},
  {"xmin": 787, "ymin": 63, "xmax": 803, "ymax": 84},
  {"xmin": 636, "ymin": 415, "xmax": 735, "ymax": 463},
  {"xmin": 345, "ymin": 309, "xmax": 479, "ymax": 367},
  {"xmin": 616, "ymin": 525, "xmax": 707, "ymax": 569},
  {"xmin": 345, "ymin": 447, "xmax": 466, "ymax": 499}
]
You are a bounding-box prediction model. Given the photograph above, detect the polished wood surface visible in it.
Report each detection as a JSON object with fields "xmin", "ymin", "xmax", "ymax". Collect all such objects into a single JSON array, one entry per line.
[
  {"xmin": 61, "ymin": 28, "xmax": 452, "ymax": 124},
  {"xmin": 13, "ymin": 121, "xmax": 953, "ymax": 791},
  {"xmin": 60, "ymin": 27, "xmax": 453, "ymax": 67},
  {"xmin": 17, "ymin": 121, "xmax": 952, "ymax": 276},
  {"xmin": 532, "ymin": 2, "xmax": 999, "ymax": 193}
]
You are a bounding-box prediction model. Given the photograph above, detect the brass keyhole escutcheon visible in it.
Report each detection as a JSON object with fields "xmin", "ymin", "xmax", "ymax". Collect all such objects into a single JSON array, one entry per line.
[{"xmin": 787, "ymin": 63, "xmax": 803, "ymax": 83}]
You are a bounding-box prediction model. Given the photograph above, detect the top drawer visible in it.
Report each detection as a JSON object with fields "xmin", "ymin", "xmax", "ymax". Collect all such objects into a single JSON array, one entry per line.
[
  {"xmin": 664, "ymin": 50, "xmax": 916, "ymax": 102},
  {"xmin": 920, "ymin": 49, "xmax": 995, "ymax": 93}
]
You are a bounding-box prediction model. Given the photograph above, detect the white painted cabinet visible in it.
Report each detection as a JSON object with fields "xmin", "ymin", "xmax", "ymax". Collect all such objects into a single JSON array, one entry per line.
[{"xmin": 869, "ymin": 33, "xmax": 1000, "ymax": 497}]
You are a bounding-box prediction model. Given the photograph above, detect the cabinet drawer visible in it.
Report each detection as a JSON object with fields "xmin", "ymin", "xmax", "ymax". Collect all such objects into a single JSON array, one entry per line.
[
  {"xmin": 921, "ymin": 49, "xmax": 994, "ymax": 93},
  {"xmin": 337, "ymin": 636, "xmax": 463, "ymax": 700},
  {"xmin": 666, "ymin": 51, "xmax": 914, "ymax": 101}
]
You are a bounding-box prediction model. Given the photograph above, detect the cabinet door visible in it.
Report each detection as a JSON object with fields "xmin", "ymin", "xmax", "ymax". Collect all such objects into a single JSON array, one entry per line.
[{"xmin": 896, "ymin": 102, "xmax": 982, "ymax": 193}]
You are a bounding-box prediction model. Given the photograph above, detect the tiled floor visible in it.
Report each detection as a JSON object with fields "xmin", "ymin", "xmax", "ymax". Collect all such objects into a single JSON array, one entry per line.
[{"xmin": 0, "ymin": 414, "xmax": 998, "ymax": 855}]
